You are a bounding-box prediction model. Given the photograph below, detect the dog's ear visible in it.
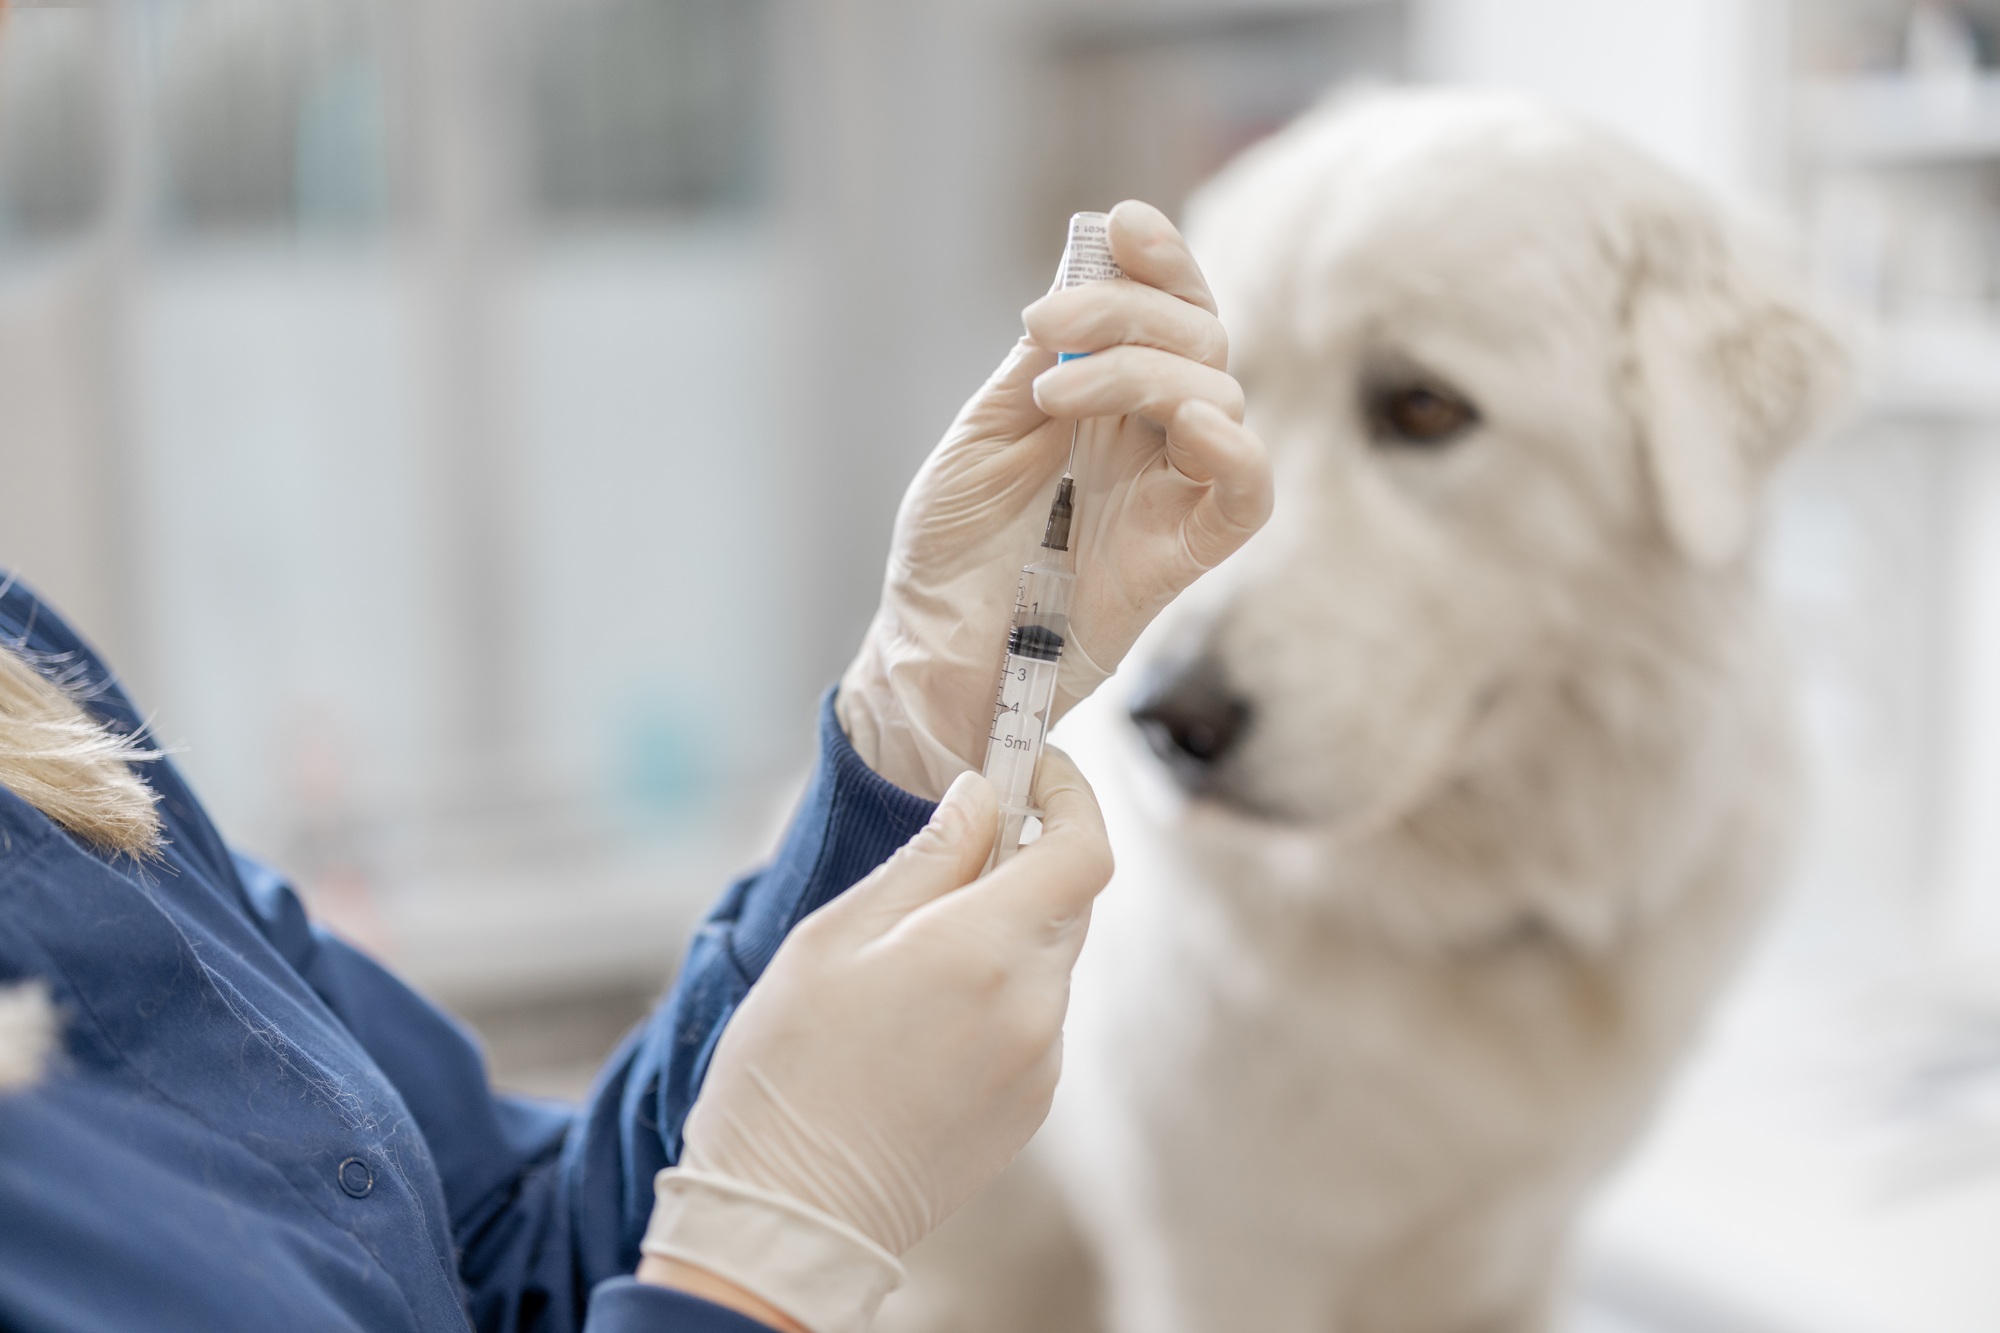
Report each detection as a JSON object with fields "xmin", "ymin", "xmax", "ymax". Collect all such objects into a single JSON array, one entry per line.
[{"xmin": 1629, "ymin": 246, "xmax": 1851, "ymax": 568}]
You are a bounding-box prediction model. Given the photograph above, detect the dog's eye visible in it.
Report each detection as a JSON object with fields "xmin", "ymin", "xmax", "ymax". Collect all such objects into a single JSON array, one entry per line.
[{"xmin": 1367, "ymin": 384, "xmax": 1478, "ymax": 448}]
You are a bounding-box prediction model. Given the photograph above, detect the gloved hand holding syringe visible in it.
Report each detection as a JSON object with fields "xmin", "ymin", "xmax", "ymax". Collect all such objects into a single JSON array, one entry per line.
[
  {"xmin": 654, "ymin": 208, "xmax": 1274, "ymax": 1331},
  {"xmin": 838, "ymin": 200, "xmax": 1272, "ymax": 836},
  {"xmin": 981, "ymin": 212, "xmax": 1122, "ymax": 864}
]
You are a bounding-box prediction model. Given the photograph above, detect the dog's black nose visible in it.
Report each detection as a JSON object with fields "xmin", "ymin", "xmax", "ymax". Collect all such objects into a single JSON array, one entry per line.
[{"xmin": 1129, "ymin": 661, "xmax": 1251, "ymax": 786}]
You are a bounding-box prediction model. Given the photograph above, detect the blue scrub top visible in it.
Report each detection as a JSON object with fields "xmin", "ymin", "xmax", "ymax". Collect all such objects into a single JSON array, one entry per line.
[{"xmin": 0, "ymin": 575, "xmax": 937, "ymax": 1332}]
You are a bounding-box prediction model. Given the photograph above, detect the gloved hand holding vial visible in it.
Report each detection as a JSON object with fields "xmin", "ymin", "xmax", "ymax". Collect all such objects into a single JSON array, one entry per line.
[{"xmin": 838, "ymin": 201, "xmax": 1273, "ymax": 835}]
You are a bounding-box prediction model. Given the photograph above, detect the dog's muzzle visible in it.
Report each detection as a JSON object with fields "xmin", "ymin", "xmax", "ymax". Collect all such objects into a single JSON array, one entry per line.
[{"xmin": 1128, "ymin": 657, "xmax": 1251, "ymax": 795}]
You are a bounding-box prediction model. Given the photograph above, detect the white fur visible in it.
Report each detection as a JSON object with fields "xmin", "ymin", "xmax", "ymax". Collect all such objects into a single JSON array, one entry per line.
[{"xmin": 883, "ymin": 89, "xmax": 1848, "ymax": 1333}]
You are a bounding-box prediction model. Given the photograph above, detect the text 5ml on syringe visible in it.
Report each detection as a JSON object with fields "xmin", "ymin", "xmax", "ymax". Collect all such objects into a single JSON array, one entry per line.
[{"xmin": 982, "ymin": 211, "xmax": 1122, "ymax": 867}]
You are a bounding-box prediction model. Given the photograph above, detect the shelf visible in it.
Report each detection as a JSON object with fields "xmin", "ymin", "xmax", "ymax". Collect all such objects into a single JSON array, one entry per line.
[{"xmin": 1801, "ymin": 74, "xmax": 2000, "ymax": 165}]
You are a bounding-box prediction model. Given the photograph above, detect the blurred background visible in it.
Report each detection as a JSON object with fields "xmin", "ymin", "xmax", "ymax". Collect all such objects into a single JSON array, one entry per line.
[{"xmin": 2, "ymin": 0, "xmax": 1998, "ymax": 1328}]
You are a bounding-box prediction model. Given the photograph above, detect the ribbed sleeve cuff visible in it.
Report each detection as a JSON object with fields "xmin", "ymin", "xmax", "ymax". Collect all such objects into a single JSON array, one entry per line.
[{"xmin": 729, "ymin": 688, "xmax": 938, "ymax": 978}]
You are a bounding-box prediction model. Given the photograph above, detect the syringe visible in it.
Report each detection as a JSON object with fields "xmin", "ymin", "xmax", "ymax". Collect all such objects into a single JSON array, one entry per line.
[{"xmin": 982, "ymin": 211, "xmax": 1123, "ymax": 866}]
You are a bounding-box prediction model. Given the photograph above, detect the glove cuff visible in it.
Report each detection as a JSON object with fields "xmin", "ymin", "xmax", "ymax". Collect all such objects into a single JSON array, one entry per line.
[
  {"xmin": 837, "ymin": 636, "xmax": 978, "ymax": 801},
  {"xmin": 641, "ymin": 1167, "xmax": 905, "ymax": 1333}
]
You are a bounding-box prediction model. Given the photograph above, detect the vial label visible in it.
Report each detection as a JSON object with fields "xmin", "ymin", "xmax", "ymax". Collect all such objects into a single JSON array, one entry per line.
[{"xmin": 1059, "ymin": 212, "xmax": 1123, "ymax": 289}]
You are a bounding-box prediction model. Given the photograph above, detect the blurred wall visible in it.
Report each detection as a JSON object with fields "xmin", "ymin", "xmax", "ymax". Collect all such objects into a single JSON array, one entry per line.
[
  {"xmin": 5, "ymin": 0, "xmax": 1993, "ymax": 979},
  {"xmin": 0, "ymin": 0, "xmax": 811, "ymax": 997},
  {"xmin": 1414, "ymin": 0, "xmax": 1785, "ymax": 198},
  {"xmin": 0, "ymin": 0, "xmax": 1411, "ymax": 992},
  {"xmin": 8, "ymin": 0, "xmax": 1988, "ymax": 996}
]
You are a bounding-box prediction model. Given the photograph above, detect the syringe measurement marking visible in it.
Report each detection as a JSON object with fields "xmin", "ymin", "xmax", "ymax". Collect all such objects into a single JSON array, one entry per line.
[{"xmin": 981, "ymin": 211, "xmax": 1115, "ymax": 869}]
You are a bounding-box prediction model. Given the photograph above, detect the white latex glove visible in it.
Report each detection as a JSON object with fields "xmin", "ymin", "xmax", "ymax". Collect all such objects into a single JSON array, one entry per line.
[
  {"xmin": 838, "ymin": 199, "xmax": 1274, "ymax": 799},
  {"xmin": 639, "ymin": 751, "xmax": 1110, "ymax": 1333}
]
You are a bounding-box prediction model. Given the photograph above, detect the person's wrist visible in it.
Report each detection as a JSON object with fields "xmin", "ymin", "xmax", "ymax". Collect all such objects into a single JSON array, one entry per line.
[
  {"xmin": 640, "ymin": 1167, "xmax": 905, "ymax": 1333},
  {"xmin": 831, "ymin": 668, "xmax": 894, "ymax": 781},
  {"xmin": 835, "ymin": 643, "xmax": 972, "ymax": 800},
  {"xmin": 635, "ymin": 1256, "xmax": 809, "ymax": 1333}
]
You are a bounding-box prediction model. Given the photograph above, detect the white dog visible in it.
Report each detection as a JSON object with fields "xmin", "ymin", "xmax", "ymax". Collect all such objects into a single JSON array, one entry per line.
[{"xmin": 882, "ymin": 89, "xmax": 1849, "ymax": 1333}]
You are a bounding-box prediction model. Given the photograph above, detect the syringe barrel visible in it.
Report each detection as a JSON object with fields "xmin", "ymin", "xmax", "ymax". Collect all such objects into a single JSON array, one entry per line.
[
  {"xmin": 978, "ymin": 211, "xmax": 1122, "ymax": 869},
  {"xmin": 985, "ymin": 654, "xmax": 1060, "ymax": 812},
  {"xmin": 982, "ymin": 559, "xmax": 1075, "ymax": 864}
]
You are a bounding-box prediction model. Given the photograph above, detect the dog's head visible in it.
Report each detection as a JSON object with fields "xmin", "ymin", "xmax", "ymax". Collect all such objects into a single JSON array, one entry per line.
[{"xmin": 1123, "ymin": 90, "xmax": 1848, "ymax": 942}]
